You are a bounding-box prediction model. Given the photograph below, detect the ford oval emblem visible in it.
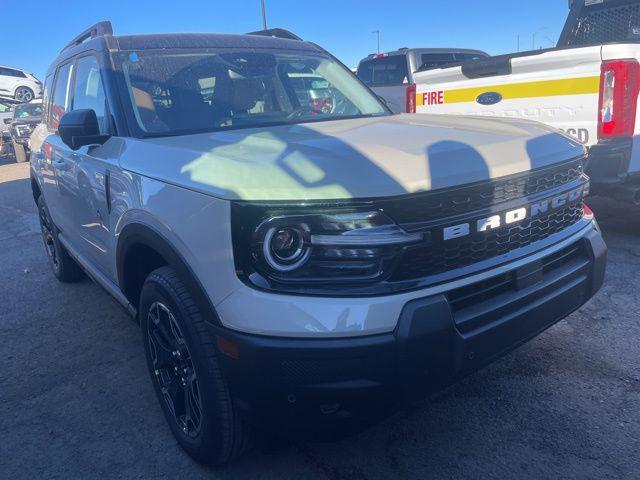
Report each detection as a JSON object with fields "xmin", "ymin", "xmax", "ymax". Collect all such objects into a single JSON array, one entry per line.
[{"xmin": 476, "ymin": 92, "xmax": 503, "ymax": 106}]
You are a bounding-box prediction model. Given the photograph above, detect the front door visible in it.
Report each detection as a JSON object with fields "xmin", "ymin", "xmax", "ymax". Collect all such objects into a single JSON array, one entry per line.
[{"xmin": 53, "ymin": 54, "xmax": 117, "ymax": 278}]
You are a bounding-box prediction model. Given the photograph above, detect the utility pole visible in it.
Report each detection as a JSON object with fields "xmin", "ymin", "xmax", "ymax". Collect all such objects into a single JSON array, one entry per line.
[
  {"xmin": 372, "ymin": 29, "xmax": 380, "ymax": 54},
  {"xmin": 532, "ymin": 27, "xmax": 546, "ymax": 50},
  {"xmin": 261, "ymin": 0, "xmax": 267, "ymax": 30}
]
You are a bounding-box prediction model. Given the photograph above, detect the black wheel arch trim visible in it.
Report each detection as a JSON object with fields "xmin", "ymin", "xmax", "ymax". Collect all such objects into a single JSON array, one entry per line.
[{"xmin": 116, "ymin": 222, "xmax": 223, "ymax": 327}]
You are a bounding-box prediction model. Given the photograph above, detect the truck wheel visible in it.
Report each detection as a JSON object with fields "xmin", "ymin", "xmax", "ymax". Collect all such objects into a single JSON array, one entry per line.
[
  {"xmin": 37, "ymin": 196, "xmax": 85, "ymax": 282},
  {"xmin": 139, "ymin": 267, "xmax": 250, "ymax": 465},
  {"xmin": 12, "ymin": 141, "xmax": 27, "ymax": 163}
]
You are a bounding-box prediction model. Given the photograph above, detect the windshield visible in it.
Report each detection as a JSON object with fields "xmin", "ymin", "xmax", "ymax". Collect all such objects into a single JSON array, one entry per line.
[
  {"xmin": 117, "ymin": 49, "xmax": 388, "ymax": 136},
  {"xmin": 14, "ymin": 104, "xmax": 42, "ymax": 118},
  {"xmin": 356, "ymin": 55, "xmax": 409, "ymax": 86}
]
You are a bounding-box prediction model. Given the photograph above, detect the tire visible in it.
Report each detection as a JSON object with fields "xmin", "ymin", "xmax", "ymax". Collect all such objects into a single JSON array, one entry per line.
[
  {"xmin": 14, "ymin": 86, "xmax": 34, "ymax": 103},
  {"xmin": 12, "ymin": 141, "xmax": 27, "ymax": 163},
  {"xmin": 140, "ymin": 267, "xmax": 250, "ymax": 465},
  {"xmin": 37, "ymin": 196, "xmax": 85, "ymax": 283}
]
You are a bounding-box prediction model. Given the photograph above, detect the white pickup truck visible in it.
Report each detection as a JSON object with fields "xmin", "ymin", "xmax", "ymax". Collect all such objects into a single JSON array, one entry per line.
[{"xmin": 413, "ymin": 0, "xmax": 640, "ymax": 206}]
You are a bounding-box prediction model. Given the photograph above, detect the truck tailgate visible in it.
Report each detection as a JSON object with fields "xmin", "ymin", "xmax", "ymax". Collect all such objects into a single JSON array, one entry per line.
[{"xmin": 414, "ymin": 46, "xmax": 602, "ymax": 146}]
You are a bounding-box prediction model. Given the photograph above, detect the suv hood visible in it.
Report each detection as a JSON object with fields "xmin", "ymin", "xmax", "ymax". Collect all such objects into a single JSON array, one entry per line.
[{"xmin": 120, "ymin": 114, "xmax": 585, "ymax": 201}]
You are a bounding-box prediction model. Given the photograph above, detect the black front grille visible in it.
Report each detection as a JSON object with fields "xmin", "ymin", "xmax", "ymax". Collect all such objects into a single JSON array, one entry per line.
[
  {"xmin": 390, "ymin": 203, "xmax": 584, "ymax": 281},
  {"xmin": 379, "ymin": 158, "xmax": 584, "ymax": 227}
]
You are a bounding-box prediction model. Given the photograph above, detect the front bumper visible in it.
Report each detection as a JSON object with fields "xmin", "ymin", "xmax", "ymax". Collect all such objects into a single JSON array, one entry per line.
[{"xmin": 212, "ymin": 225, "xmax": 606, "ymax": 431}]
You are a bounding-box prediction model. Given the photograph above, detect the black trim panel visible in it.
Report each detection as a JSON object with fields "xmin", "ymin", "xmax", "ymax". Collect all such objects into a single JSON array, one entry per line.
[{"xmin": 116, "ymin": 223, "xmax": 222, "ymax": 326}]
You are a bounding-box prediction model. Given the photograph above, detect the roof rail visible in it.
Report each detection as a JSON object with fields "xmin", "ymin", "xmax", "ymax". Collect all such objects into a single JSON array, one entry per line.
[
  {"xmin": 61, "ymin": 21, "xmax": 113, "ymax": 53},
  {"xmin": 247, "ymin": 28, "xmax": 302, "ymax": 41}
]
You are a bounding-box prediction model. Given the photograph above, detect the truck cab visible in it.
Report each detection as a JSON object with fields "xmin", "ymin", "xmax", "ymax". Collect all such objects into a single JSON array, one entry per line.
[{"xmin": 413, "ymin": 0, "xmax": 640, "ymax": 206}]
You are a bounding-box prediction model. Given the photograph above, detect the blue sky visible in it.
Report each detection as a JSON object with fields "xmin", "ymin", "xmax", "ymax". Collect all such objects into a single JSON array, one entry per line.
[{"xmin": 1, "ymin": 0, "xmax": 569, "ymax": 80}]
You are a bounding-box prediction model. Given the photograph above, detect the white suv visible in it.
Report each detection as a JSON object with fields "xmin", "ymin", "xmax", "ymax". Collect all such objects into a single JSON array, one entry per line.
[
  {"xmin": 0, "ymin": 65, "xmax": 42, "ymax": 102},
  {"xmin": 30, "ymin": 22, "xmax": 607, "ymax": 465}
]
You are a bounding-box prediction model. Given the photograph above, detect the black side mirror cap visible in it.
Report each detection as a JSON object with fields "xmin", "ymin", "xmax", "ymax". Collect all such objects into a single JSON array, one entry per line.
[
  {"xmin": 3, "ymin": 118, "xmax": 11, "ymax": 125},
  {"xmin": 59, "ymin": 109, "xmax": 110, "ymax": 150}
]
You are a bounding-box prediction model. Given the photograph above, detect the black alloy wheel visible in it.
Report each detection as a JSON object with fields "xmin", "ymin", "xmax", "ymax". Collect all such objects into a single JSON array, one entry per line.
[
  {"xmin": 147, "ymin": 301, "xmax": 203, "ymax": 438},
  {"xmin": 38, "ymin": 198, "xmax": 60, "ymax": 273},
  {"xmin": 36, "ymin": 196, "xmax": 84, "ymax": 282},
  {"xmin": 140, "ymin": 267, "xmax": 250, "ymax": 465}
]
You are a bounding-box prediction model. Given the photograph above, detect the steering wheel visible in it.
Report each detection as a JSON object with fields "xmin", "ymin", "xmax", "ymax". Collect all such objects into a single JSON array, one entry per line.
[{"xmin": 286, "ymin": 106, "xmax": 324, "ymax": 120}]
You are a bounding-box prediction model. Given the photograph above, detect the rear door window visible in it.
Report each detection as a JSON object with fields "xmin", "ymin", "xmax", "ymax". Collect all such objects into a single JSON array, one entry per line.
[
  {"xmin": 0, "ymin": 67, "xmax": 26, "ymax": 78},
  {"xmin": 418, "ymin": 53, "xmax": 456, "ymax": 70},
  {"xmin": 42, "ymin": 74, "xmax": 54, "ymax": 122},
  {"xmin": 49, "ymin": 62, "xmax": 73, "ymax": 131},
  {"xmin": 561, "ymin": 1, "xmax": 640, "ymax": 47},
  {"xmin": 357, "ymin": 56, "xmax": 409, "ymax": 86},
  {"xmin": 454, "ymin": 53, "xmax": 487, "ymax": 62}
]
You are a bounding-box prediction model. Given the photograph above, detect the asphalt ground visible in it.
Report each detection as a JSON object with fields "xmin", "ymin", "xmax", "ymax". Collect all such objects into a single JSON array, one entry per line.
[{"xmin": 1, "ymin": 157, "xmax": 639, "ymax": 479}]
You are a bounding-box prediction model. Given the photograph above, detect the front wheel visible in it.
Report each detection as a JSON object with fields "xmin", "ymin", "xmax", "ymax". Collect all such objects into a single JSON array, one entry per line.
[{"xmin": 140, "ymin": 267, "xmax": 250, "ymax": 465}]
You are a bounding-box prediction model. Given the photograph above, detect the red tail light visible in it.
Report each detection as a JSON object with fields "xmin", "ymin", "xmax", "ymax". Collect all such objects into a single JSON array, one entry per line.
[
  {"xmin": 406, "ymin": 84, "xmax": 416, "ymax": 113},
  {"xmin": 598, "ymin": 59, "xmax": 640, "ymax": 140}
]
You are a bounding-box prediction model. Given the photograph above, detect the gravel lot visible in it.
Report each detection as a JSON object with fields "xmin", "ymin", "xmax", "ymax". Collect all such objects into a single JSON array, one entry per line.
[{"xmin": 1, "ymin": 158, "xmax": 639, "ymax": 480}]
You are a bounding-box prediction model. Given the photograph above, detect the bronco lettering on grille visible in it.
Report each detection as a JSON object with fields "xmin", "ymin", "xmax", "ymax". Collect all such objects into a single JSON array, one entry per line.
[{"xmin": 442, "ymin": 185, "xmax": 588, "ymax": 241}]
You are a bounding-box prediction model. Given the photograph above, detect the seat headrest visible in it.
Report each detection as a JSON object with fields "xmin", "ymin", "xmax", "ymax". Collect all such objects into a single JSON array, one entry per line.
[{"xmin": 229, "ymin": 78, "xmax": 264, "ymax": 112}]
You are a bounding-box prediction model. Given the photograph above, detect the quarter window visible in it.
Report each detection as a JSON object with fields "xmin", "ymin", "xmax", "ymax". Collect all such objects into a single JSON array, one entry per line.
[
  {"xmin": 72, "ymin": 56, "xmax": 108, "ymax": 133},
  {"xmin": 49, "ymin": 62, "xmax": 73, "ymax": 131}
]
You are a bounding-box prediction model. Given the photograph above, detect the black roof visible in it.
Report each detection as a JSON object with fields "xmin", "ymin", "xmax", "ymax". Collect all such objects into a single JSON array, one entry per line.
[
  {"xmin": 115, "ymin": 32, "xmax": 316, "ymax": 52},
  {"xmin": 48, "ymin": 22, "xmax": 320, "ymax": 76}
]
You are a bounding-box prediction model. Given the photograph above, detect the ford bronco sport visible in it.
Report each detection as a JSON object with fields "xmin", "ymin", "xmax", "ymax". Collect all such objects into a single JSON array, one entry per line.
[{"xmin": 30, "ymin": 22, "xmax": 607, "ymax": 465}]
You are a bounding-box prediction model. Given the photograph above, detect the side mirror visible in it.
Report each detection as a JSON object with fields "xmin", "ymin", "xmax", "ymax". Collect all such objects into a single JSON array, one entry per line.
[
  {"xmin": 3, "ymin": 118, "xmax": 11, "ymax": 125},
  {"xmin": 59, "ymin": 109, "xmax": 109, "ymax": 150}
]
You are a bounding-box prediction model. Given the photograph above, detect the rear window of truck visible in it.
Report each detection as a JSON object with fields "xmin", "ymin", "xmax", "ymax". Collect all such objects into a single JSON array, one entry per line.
[
  {"xmin": 562, "ymin": 1, "xmax": 640, "ymax": 46},
  {"xmin": 356, "ymin": 56, "xmax": 409, "ymax": 86}
]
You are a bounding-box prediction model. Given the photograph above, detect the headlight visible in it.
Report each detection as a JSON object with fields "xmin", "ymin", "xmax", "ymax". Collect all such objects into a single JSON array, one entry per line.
[
  {"xmin": 263, "ymin": 225, "xmax": 311, "ymax": 272},
  {"xmin": 232, "ymin": 204, "xmax": 423, "ymax": 294}
]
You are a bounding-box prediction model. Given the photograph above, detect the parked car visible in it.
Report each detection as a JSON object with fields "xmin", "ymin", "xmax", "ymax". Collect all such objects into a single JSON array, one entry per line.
[
  {"xmin": 0, "ymin": 98, "xmax": 19, "ymax": 156},
  {"xmin": 31, "ymin": 22, "xmax": 606, "ymax": 465},
  {"xmin": 413, "ymin": 0, "xmax": 640, "ymax": 207},
  {"xmin": 356, "ymin": 48, "xmax": 489, "ymax": 113},
  {"xmin": 0, "ymin": 66, "xmax": 42, "ymax": 103},
  {"xmin": 5, "ymin": 101, "xmax": 42, "ymax": 163}
]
